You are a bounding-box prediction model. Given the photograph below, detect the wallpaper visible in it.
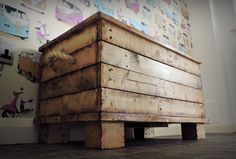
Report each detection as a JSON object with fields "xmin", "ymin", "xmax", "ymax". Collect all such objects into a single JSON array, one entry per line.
[{"xmin": 0, "ymin": 0, "xmax": 192, "ymax": 119}]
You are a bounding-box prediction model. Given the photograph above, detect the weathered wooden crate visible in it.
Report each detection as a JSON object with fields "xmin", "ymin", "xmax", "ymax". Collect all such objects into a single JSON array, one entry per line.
[{"xmin": 37, "ymin": 12, "xmax": 206, "ymax": 149}]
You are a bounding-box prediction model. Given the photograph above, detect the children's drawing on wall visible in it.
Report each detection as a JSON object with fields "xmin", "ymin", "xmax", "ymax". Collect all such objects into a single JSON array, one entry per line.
[
  {"xmin": 94, "ymin": 0, "xmax": 114, "ymax": 17},
  {"xmin": 80, "ymin": 0, "xmax": 91, "ymax": 7},
  {"xmin": 0, "ymin": 3, "xmax": 29, "ymax": 39},
  {"xmin": 126, "ymin": 0, "xmax": 139, "ymax": 14},
  {"xmin": 55, "ymin": 0, "xmax": 83, "ymax": 26},
  {"xmin": 0, "ymin": 39, "xmax": 14, "ymax": 65},
  {"xmin": 17, "ymin": 50, "xmax": 41, "ymax": 82},
  {"xmin": 181, "ymin": 0, "xmax": 189, "ymax": 20},
  {"xmin": 128, "ymin": 19, "xmax": 148, "ymax": 34},
  {"xmin": 116, "ymin": 8, "xmax": 127, "ymax": 23},
  {"xmin": 142, "ymin": 6, "xmax": 152, "ymax": 22},
  {"xmin": 0, "ymin": 87, "xmax": 34, "ymax": 118},
  {"xmin": 35, "ymin": 20, "xmax": 49, "ymax": 44},
  {"xmin": 146, "ymin": 0, "xmax": 157, "ymax": 8},
  {"xmin": 21, "ymin": 0, "xmax": 46, "ymax": 14}
]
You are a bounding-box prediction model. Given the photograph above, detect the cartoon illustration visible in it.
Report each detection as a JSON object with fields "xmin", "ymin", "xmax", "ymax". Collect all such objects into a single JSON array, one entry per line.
[
  {"xmin": 17, "ymin": 50, "xmax": 41, "ymax": 82},
  {"xmin": 35, "ymin": 20, "xmax": 50, "ymax": 44},
  {"xmin": 94, "ymin": 0, "xmax": 114, "ymax": 17},
  {"xmin": 1, "ymin": 87, "xmax": 34, "ymax": 118},
  {"xmin": 128, "ymin": 19, "xmax": 148, "ymax": 34},
  {"xmin": 116, "ymin": 8, "xmax": 127, "ymax": 23},
  {"xmin": 21, "ymin": 0, "xmax": 46, "ymax": 14},
  {"xmin": 143, "ymin": 6, "xmax": 152, "ymax": 22},
  {"xmin": 165, "ymin": 10, "xmax": 179, "ymax": 25},
  {"xmin": 146, "ymin": 0, "xmax": 156, "ymax": 8},
  {"xmin": 80, "ymin": 0, "xmax": 91, "ymax": 7},
  {"xmin": 55, "ymin": 0, "xmax": 83, "ymax": 26},
  {"xmin": 0, "ymin": 39, "xmax": 14, "ymax": 65},
  {"xmin": 126, "ymin": 0, "xmax": 139, "ymax": 14},
  {"xmin": 0, "ymin": 3, "xmax": 29, "ymax": 39}
]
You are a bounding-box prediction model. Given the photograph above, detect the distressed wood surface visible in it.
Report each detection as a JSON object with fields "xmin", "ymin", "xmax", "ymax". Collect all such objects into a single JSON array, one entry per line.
[
  {"xmin": 41, "ymin": 43, "xmax": 98, "ymax": 82},
  {"xmin": 100, "ymin": 41, "xmax": 201, "ymax": 89},
  {"xmin": 101, "ymin": 112, "xmax": 206, "ymax": 123},
  {"xmin": 101, "ymin": 88, "xmax": 204, "ymax": 118},
  {"xmin": 40, "ymin": 65, "xmax": 98, "ymax": 100},
  {"xmin": 181, "ymin": 123, "xmax": 206, "ymax": 140},
  {"xmin": 39, "ymin": 89, "xmax": 98, "ymax": 117},
  {"xmin": 39, "ymin": 124, "xmax": 69, "ymax": 144},
  {"xmin": 101, "ymin": 64, "xmax": 203, "ymax": 103},
  {"xmin": 101, "ymin": 21, "xmax": 200, "ymax": 75},
  {"xmin": 42, "ymin": 25, "xmax": 97, "ymax": 65},
  {"xmin": 85, "ymin": 122, "xmax": 125, "ymax": 149}
]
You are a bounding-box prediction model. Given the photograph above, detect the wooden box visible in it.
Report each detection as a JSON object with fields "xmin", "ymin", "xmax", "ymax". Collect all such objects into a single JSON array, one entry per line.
[{"xmin": 37, "ymin": 12, "xmax": 206, "ymax": 149}]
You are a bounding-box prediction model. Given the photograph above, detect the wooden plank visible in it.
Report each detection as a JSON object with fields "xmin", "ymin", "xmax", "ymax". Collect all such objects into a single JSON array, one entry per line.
[
  {"xmin": 42, "ymin": 25, "xmax": 97, "ymax": 65},
  {"xmin": 85, "ymin": 122, "xmax": 125, "ymax": 149},
  {"xmin": 101, "ymin": 88, "xmax": 204, "ymax": 118},
  {"xmin": 101, "ymin": 112, "xmax": 206, "ymax": 123},
  {"xmin": 98, "ymin": 14, "xmax": 201, "ymax": 64},
  {"xmin": 101, "ymin": 63, "xmax": 203, "ymax": 103},
  {"xmin": 100, "ymin": 41, "xmax": 202, "ymax": 89},
  {"xmin": 41, "ymin": 43, "xmax": 98, "ymax": 82},
  {"xmin": 181, "ymin": 123, "xmax": 206, "ymax": 140},
  {"xmin": 40, "ymin": 65, "xmax": 98, "ymax": 100},
  {"xmin": 39, "ymin": 89, "xmax": 98, "ymax": 117},
  {"xmin": 39, "ymin": 124, "xmax": 69, "ymax": 144},
  {"xmin": 101, "ymin": 20, "xmax": 201, "ymax": 75}
]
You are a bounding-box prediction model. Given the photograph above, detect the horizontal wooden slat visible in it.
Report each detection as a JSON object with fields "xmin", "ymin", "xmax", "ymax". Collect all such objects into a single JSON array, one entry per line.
[
  {"xmin": 101, "ymin": 88, "xmax": 204, "ymax": 118},
  {"xmin": 42, "ymin": 25, "xmax": 97, "ymax": 65},
  {"xmin": 41, "ymin": 43, "xmax": 98, "ymax": 82},
  {"xmin": 101, "ymin": 112, "xmax": 206, "ymax": 123},
  {"xmin": 40, "ymin": 65, "xmax": 98, "ymax": 100},
  {"xmin": 100, "ymin": 41, "xmax": 201, "ymax": 89},
  {"xmin": 101, "ymin": 20, "xmax": 201, "ymax": 75},
  {"xmin": 39, "ymin": 89, "xmax": 99, "ymax": 117},
  {"xmin": 101, "ymin": 64, "xmax": 203, "ymax": 103}
]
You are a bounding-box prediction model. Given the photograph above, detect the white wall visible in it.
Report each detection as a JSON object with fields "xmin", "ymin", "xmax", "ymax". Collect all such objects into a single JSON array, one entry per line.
[{"xmin": 187, "ymin": 0, "xmax": 236, "ymax": 131}]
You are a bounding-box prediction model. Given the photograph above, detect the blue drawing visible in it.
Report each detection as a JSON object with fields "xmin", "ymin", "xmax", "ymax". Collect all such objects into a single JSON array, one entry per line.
[
  {"xmin": 165, "ymin": 10, "xmax": 179, "ymax": 26},
  {"xmin": 94, "ymin": 0, "xmax": 114, "ymax": 17},
  {"xmin": 0, "ymin": 3, "xmax": 29, "ymax": 39},
  {"xmin": 128, "ymin": 19, "xmax": 148, "ymax": 34}
]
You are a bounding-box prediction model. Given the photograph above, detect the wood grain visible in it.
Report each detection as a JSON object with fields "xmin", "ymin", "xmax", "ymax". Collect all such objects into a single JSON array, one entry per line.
[
  {"xmin": 42, "ymin": 25, "xmax": 97, "ymax": 65},
  {"xmin": 101, "ymin": 63, "xmax": 203, "ymax": 103},
  {"xmin": 101, "ymin": 88, "xmax": 204, "ymax": 118},
  {"xmin": 39, "ymin": 89, "xmax": 99, "ymax": 117},
  {"xmin": 40, "ymin": 65, "xmax": 98, "ymax": 100},
  {"xmin": 101, "ymin": 21, "xmax": 200, "ymax": 75},
  {"xmin": 41, "ymin": 43, "xmax": 98, "ymax": 82},
  {"xmin": 85, "ymin": 122, "xmax": 125, "ymax": 149},
  {"xmin": 100, "ymin": 41, "xmax": 202, "ymax": 89}
]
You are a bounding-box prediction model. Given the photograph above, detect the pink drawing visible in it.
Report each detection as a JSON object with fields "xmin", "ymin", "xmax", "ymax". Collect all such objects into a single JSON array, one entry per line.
[
  {"xmin": 125, "ymin": 0, "xmax": 140, "ymax": 14},
  {"xmin": 35, "ymin": 20, "xmax": 49, "ymax": 44},
  {"xmin": 55, "ymin": 0, "xmax": 83, "ymax": 26},
  {"xmin": 1, "ymin": 87, "xmax": 34, "ymax": 118}
]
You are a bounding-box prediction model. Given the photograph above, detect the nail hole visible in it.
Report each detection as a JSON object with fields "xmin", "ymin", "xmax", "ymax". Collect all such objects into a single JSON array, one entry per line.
[{"xmin": 110, "ymin": 36, "xmax": 112, "ymax": 39}]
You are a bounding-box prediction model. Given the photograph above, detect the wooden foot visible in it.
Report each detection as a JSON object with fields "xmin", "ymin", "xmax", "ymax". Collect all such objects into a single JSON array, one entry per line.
[
  {"xmin": 85, "ymin": 122, "xmax": 124, "ymax": 149},
  {"xmin": 134, "ymin": 128, "xmax": 144, "ymax": 139},
  {"xmin": 181, "ymin": 123, "xmax": 206, "ymax": 140},
  {"xmin": 39, "ymin": 124, "xmax": 69, "ymax": 144}
]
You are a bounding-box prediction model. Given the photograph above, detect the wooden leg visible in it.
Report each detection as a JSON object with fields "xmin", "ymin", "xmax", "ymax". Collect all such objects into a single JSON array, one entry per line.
[
  {"xmin": 85, "ymin": 122, "xmax": 124, "ymax": 149},
  {"xmin": 134, "ymin": 128, "xmax": 144, "ymax": 139},
  {"xmin": 144, "ymin": 128, "xmax": 155, "ymax": 138},
  {"xmin": 39, "ymin": 124, "xmax": 69, "ymax": 144},
  {"xmin": 181, "ymin": 123, "xmax": 206, "ymax": 140}
]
